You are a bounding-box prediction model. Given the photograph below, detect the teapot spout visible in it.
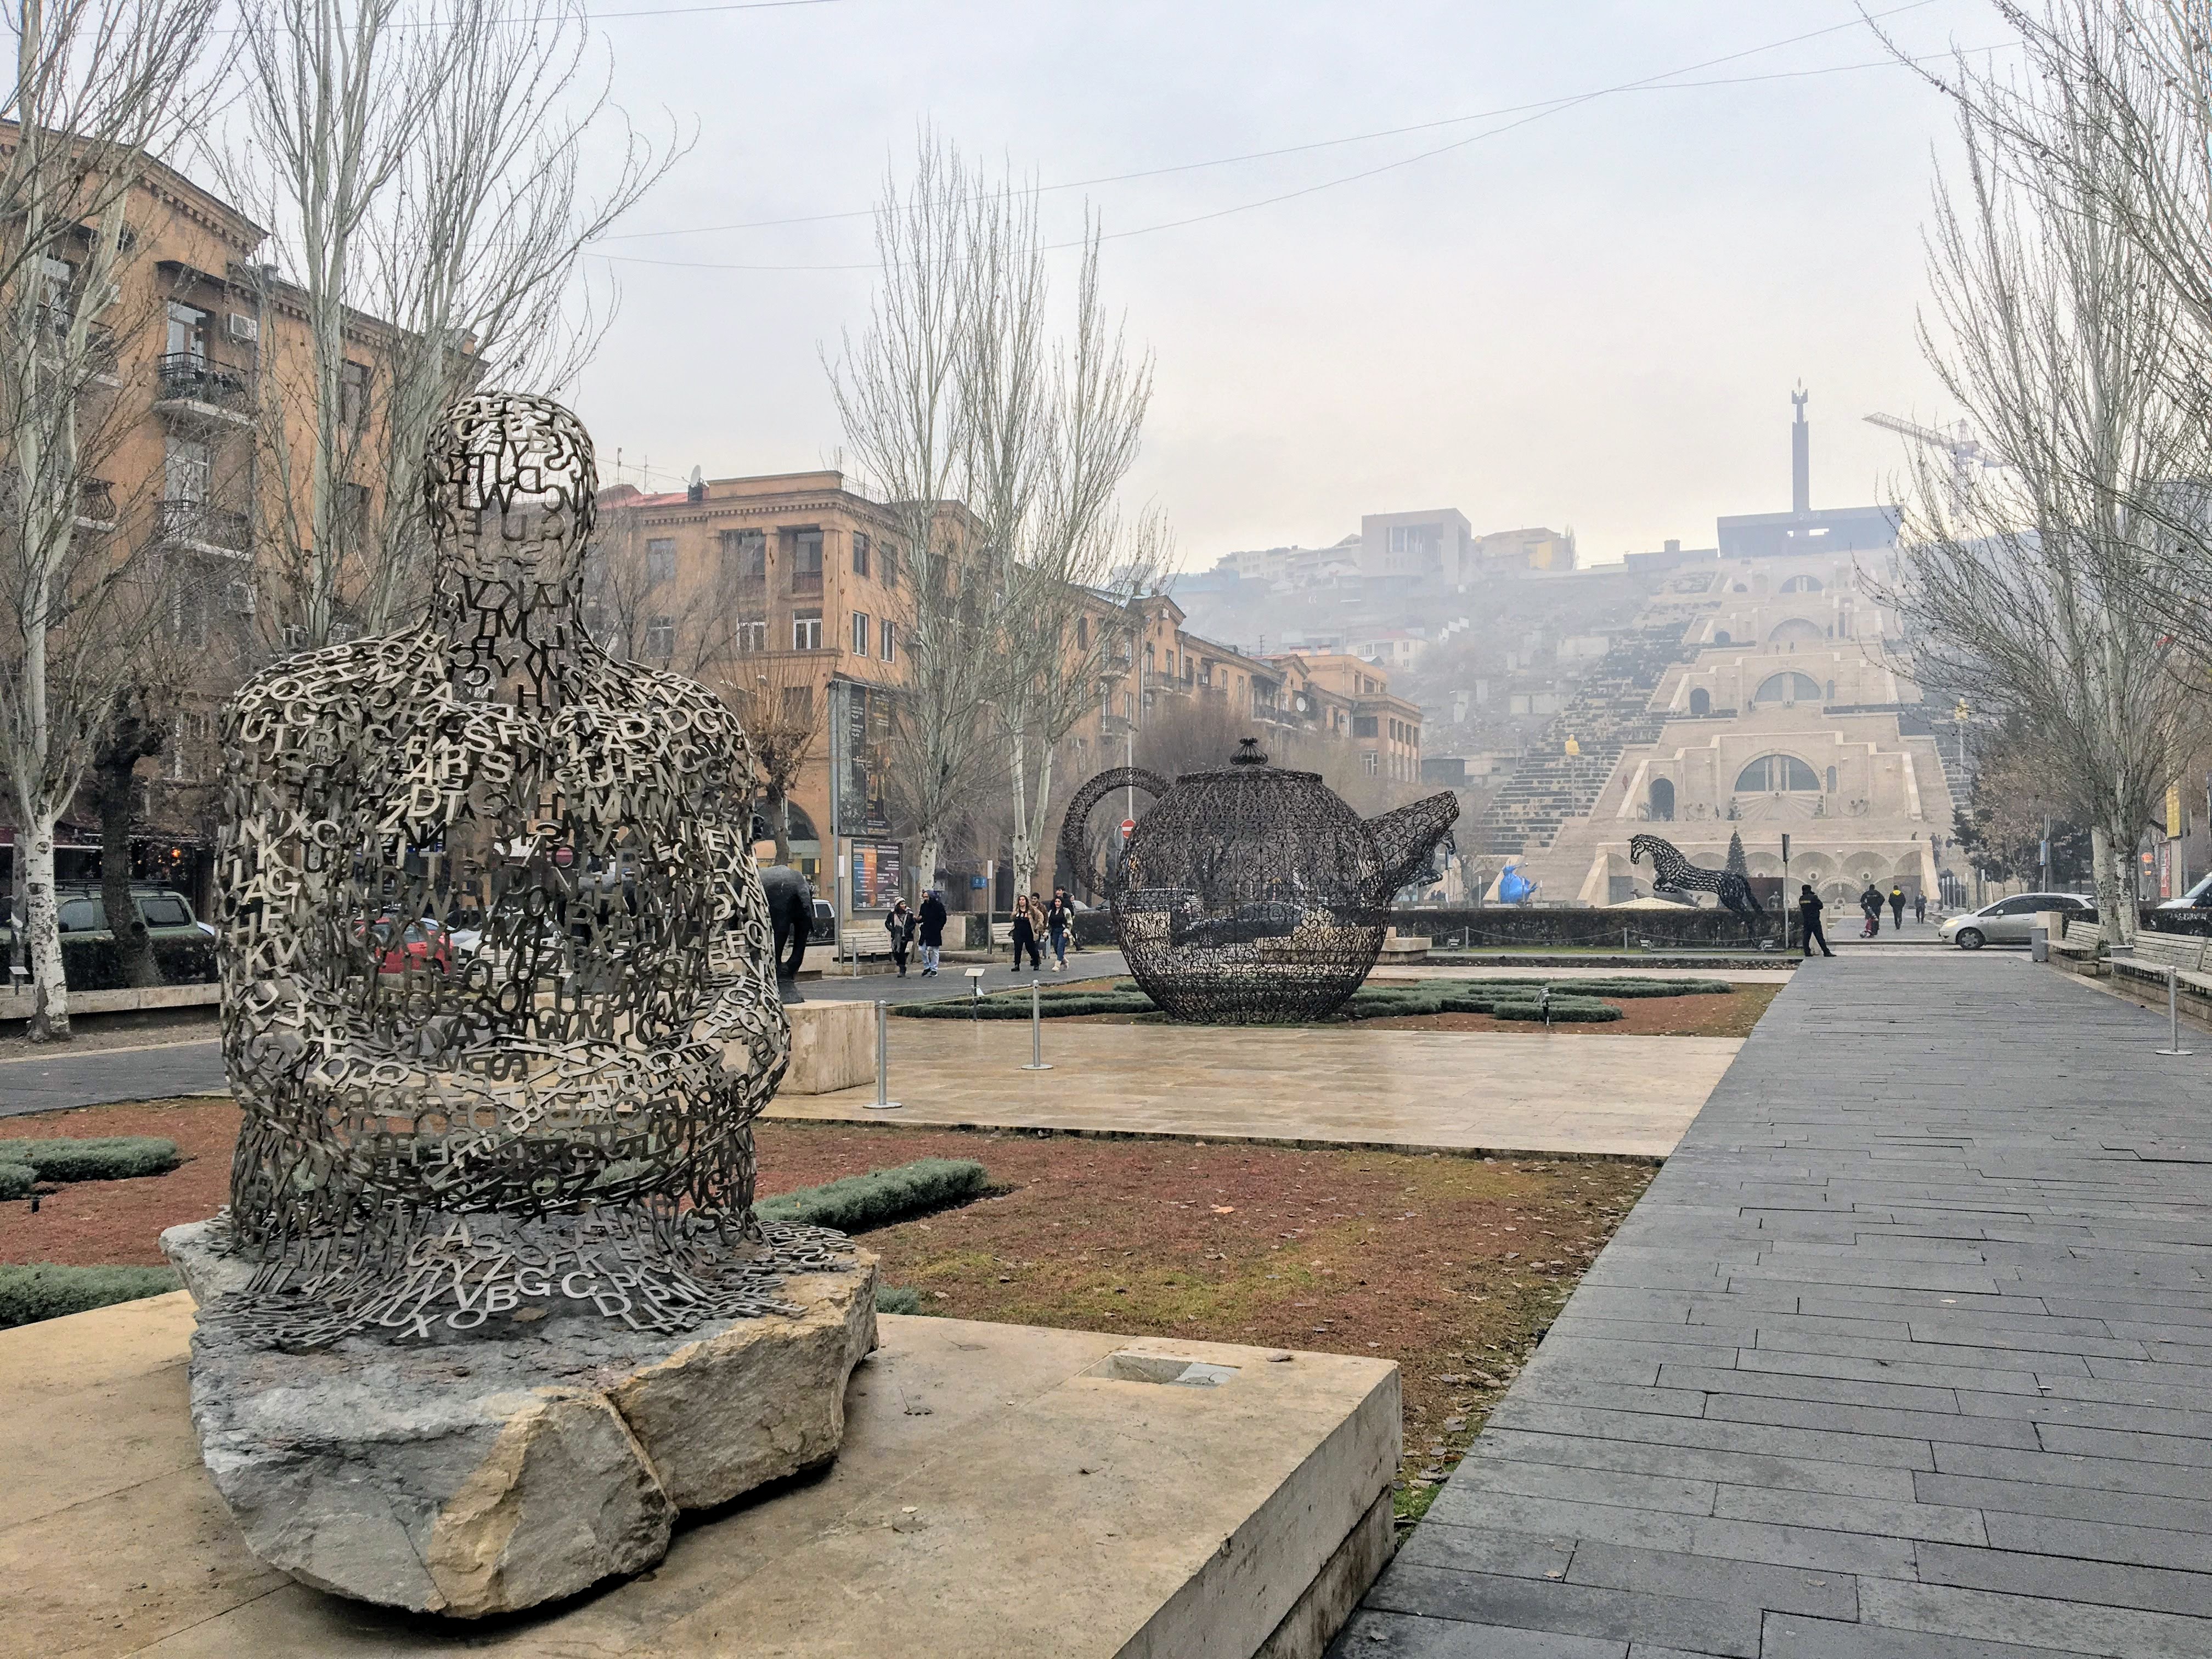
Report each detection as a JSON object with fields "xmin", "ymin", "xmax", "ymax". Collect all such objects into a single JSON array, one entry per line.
[{"xmin": 1365, "ymin": 792, "xmax": 1461, "ymax": 897}]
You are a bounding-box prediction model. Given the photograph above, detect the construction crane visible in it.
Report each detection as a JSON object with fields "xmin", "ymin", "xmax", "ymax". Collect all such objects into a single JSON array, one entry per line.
[{"xmin": 1863, "ymin": 413, "xmax": 1998, "ymax": 515}]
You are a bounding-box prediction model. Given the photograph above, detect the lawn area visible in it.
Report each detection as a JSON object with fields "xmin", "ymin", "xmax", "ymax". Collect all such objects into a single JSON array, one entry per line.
[{"xmin": 0, "ymin": 1099, "xmax": 1656, "ymax": 1524}]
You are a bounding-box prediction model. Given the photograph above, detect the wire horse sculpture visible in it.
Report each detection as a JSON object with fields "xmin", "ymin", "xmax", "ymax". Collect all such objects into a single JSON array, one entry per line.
[
  {"xmin": 1060, "ymin": 739, "xmax": 1458, "ymax": 1024},
  {"xmin": 1629, "ymin": 833, "xmax": 1769, "ymax": 932},
  {"xmin": 210, "ymin": 393, "xmax": 840, "ymax": 1349}
]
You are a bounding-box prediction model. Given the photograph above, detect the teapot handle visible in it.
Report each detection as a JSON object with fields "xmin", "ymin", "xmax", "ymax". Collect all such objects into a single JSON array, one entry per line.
[{"xmin": 1057, "ymin": 766, "xmax": 1170, "ymax": 905}]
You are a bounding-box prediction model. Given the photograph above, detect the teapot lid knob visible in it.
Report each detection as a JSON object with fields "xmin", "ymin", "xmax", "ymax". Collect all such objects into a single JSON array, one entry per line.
[{"xmin": 1231, "ymin": 737, "xmax": 1268, "ymax": 766}]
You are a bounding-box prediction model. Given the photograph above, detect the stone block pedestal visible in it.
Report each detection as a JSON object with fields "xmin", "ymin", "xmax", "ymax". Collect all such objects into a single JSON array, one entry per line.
[
  {"xmin": 781, "ymin": 998, "xmax": 874, "ymax": 1093},
  {"xmin": 160, "ymin": 1222, "xmax": 877, "ymax": 1618}
]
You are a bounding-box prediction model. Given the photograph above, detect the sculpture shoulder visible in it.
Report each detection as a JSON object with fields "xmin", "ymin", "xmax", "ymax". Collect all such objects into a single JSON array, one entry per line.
[
  {"xmin": 222, "ymin": 632, "xmax": 438, "ymax": 783},
  {"xmin": 598, "ymin": 658, "xmax": 750, "ymax": 758}
]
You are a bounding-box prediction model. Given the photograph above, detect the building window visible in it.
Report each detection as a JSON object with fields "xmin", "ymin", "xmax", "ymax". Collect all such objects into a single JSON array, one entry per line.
[
  {"xmin": 1353, "ymin": 715, "xmax": 1379, "ymax": 738},
  {"xmin": 1076, "ymin": 615, "xmax": 1089, "ymax": 650},
  {"xmin": 164, "ymin": 438, "xmax": 210, "ymax": 504},
  {"xmin": 722, "ymin": 528, "xmax": 766, "ymax": 578},
  {"xmin": 646, "ymin": 538, "xmax": 676, "ymax": 584},
  {"xmin": 781, "ymin": 685, "xmax": 813, "ymax": 723},
  {"xmin": 1754, "ymin": 670, "xmax": 1821, "ymax": 704},
  {"xmin": 1734, "ymin": 753, "xmax": 1821, "ymax": 792},
  {"xmin": 1122, "ymin": 691, "xmax": 1133, "ymax": 721},
  {"xmin": 794, "ymin": 610, "xmax": 823, "ymax": 651},
  {"xmin": 791, "ymin": 528, "xmax": 823, "ymax": 594},
  {"xmin": 852, "ymin": 612, "xmax": 870, "ymax": 657},
  {"xmin": 879, "ymin": 541, "xmax": 898, "ymax": 586},
  {"xmin": 737, "ymin": 619, "xmax": 766, "ymax": 652},
  {"xmin": 340, "ymin": 360, "xmax": 369, "ymax": 432},
  {"xmin": 165, "ymin": 301, "xmax": 207, "ymax": 359},
  {"xmin": 881, "ymin": 618, "xmax": 896, "ymax": 662},
  {"xmin": 1363, "ymin": 751, "xmax": 1379, "ymax": 776},
  {"xmin": 852, "ymin": 532, "xmax": 870, "ymax": 576},
  {"xmin": 645, "ymin": 615, "xmax": 674, "ymax": 658}
]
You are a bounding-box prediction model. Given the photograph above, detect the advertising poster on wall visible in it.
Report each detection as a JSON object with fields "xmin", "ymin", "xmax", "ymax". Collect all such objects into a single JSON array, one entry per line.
[{"xmin": 849, "ymin": 841, "xmax": 904, "ymax": 910}]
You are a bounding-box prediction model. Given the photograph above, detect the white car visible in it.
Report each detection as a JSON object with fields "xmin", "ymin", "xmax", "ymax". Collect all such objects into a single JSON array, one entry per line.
[{"xmin": 1938, "ymin": 892, "xmax": 2097, "ymax": 950}]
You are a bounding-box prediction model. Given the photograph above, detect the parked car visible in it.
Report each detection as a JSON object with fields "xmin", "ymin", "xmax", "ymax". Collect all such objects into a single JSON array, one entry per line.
[
  {"xmin": 1, "ymin": 884, "xmax": 218, "ymax": 988},
  {"xmin": 1938, "ymin": 892, "xmax": 2097, "ymax": 950},
  {"xmin": 357, "ymin": 914, "xmax": 454, "ymax": 975},
  {"xmin": 2159, "ymin": 872, "xmax": 2212, "ymax": 911}
]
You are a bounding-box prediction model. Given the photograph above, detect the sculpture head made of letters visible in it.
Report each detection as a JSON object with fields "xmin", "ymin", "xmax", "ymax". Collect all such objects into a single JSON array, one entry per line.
[{"xmin": 212, "ymin": 392, "xmax": 830, "ymax": 1348}]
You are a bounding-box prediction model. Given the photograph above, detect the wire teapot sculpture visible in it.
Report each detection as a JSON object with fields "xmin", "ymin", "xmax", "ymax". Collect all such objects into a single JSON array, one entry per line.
[{"xmin": 1057, "ymin": 738, "xmax": 1458, "ymax": 1023}]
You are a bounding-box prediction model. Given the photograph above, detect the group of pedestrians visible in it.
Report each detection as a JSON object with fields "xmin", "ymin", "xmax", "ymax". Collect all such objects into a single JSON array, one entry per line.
[
  {"xmin": 1796, "ymin": 881, "xmax": 1929, "ymax": 957},
  {"xmin": 879, "ymin": 887, "xmax": 1077, "ymax": 977}
]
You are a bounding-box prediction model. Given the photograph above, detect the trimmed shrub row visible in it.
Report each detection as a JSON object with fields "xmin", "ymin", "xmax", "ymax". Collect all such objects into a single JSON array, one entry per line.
[
  {"xmin": 895, "ymin": 988, "xmax": 1156, "ymax": 1019},
  {"xmin": 890, "ymin": 974, "xmax": 1729, "ymax": 1024},
  {"xmin": 0, "ymin": 1136, "xmax": 181, "ymax": 1183},
  {"xmin": 755, "ymin": 1157, "xmax": 990, "ymax": 1233},
  {"xmin": 0, "ymin": 1264, "xmax": 181, "ymax": 1328},
  {"xmin": 876, "ymin": 1285, "xmax": 923, "ymax": 1315},
  {"xmin": 0, "ymin": 1165, "xmax": 33, "ymax": 1201}
]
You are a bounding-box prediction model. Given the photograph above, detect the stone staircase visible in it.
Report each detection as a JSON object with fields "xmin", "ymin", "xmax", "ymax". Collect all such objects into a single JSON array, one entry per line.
[{"xmin": 1472, "ymin": 623, "xmax": 1691, "ymax": 856}]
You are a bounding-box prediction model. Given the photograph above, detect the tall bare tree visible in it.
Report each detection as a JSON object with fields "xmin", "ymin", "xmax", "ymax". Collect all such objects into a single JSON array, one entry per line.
[
  {"xmin": 1877, "ymin": 39, "xmax": 2203, "ymax": 943},
  {"xmin": 827, "ymin": 136, "xmax": 997, "ymax": 894},
  {"xmin": 727, "ymin": 661, "xmax": 826, "ymax": 868},
  {"xmin": 0, "ymin": 0, "xmax": 220, "ymax": 1037},
  {"xmin": 219, "ymin": 0, "xmax": 679, "ymax": 649}
]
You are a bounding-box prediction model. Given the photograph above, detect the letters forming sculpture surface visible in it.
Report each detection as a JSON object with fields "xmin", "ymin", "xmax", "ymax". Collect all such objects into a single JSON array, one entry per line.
[{"xmin": 213, "ymin": 393, "xmax": 829, "ymax": 1348}]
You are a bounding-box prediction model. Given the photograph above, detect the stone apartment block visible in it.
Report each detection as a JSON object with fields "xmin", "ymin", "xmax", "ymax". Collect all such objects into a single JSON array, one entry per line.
[{"xmin": 0, "ymin": 129, "xmax": 409, "ymax": 909}]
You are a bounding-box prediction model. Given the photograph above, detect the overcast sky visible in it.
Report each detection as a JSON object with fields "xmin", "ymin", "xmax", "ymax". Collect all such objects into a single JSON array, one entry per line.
[{"xmin": 566, "ymin": 0, "xmax": 1999, "ymax": 569}]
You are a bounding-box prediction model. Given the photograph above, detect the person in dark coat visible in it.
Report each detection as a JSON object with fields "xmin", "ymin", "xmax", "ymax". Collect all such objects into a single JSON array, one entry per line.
[
  {"xmin": 1798, "ymin": 883, "xmax": 1835, "ymax": 957},
  {"xmin": 1914, "ymin": 891, "xmax": 1927, "ymax": 923},
  {"xmin": 917, "ymin": 890, "xmax": 947, "ymax": 976},
  {"xmin": 1045, "ymin": 887, "xmax": 1076, "ymax": 969},
  {"xmin": 1889, "ymin": 884, "xmax": 1906, "ymax": 928},
  {"xmin": 1010, "ymin": 894, "xmax": 1042, "ymax": 970},
  {"xmin": 885, "ymin": 898, "xmax": 916, "ymax": 978},
  {"xmin": 1859, "ymin": 882, "xmax": 1884, "ymax": 937}
]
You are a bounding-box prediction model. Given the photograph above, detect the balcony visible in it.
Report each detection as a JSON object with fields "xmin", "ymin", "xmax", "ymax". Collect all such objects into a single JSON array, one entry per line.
[
  {"xmin": 74, "ymin": 478, "xmax": 116, "ymax": 533},
  {"xmin": 156, "ymin": 499, "xmax": 250, "ymax": 558},
  {"xmin": 788, "ymin": 568, "xmax": 823, "ymax": 597},
  {"xmin": 152, "ymin": 354, "xmax": 255, "ymax": 426}
]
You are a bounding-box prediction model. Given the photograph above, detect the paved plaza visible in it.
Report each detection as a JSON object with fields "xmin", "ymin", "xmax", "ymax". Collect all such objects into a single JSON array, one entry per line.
[
  {"xmin": 1337, "ymin": 952, "xmax": 2212, "ymax": 1657},
  {"xmin": 769, "ymin": 1019, "xmax": 1740, "ymax": 1159}
]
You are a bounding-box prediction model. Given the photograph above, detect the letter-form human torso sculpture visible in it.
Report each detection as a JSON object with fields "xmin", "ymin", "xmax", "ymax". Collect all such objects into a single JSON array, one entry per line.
[{"xmin": 214, "ymin": 394, "xmax": 827, "ymax": 1347}]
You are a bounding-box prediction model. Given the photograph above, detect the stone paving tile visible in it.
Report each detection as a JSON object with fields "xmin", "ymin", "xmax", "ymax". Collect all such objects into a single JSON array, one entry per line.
[{"xmin": 1331, "ymin": 955, "xmax": 2212, "ymax": 1658}]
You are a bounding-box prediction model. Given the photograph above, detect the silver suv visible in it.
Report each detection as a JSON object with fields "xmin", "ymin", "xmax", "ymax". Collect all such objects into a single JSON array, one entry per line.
[{"xmin": 1939, "ymin": 892, "xmax": 2096, "ymax": 950}]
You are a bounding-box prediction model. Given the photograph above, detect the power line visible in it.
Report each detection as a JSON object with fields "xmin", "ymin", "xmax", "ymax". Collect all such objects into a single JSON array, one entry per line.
[{"xmin": 597, "ymin": 27, "xmax": 2002, "ymax": 273}]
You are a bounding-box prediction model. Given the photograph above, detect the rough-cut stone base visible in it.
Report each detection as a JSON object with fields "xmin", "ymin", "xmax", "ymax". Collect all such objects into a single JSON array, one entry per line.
[
  {"xmin": 780, "ymin": 998, "xmax": 874, "ymax": 1093},
  {"xmin": 161, "ymin": 1220, "xmax": 877, "ymax": 1618}
]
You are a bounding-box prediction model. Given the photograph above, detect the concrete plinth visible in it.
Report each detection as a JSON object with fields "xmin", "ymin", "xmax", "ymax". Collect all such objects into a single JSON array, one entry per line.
[
  {"xmin": 7, "ymin": 1295, "xmax": 1398, "ymax": 1658},
  {"xmin": 782, "ymin": 998, "xmax": 874, "ymax": 1093}
]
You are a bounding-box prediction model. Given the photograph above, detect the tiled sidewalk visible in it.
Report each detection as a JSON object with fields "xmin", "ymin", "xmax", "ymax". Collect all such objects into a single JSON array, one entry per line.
[{"xmin": 1338, "ymin": 953, "xmax": 2212, "ymax": 1657}]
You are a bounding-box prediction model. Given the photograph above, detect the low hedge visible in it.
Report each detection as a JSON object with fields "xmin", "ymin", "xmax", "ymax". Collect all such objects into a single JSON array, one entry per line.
[
  {"xmin": 0, "ymin": 1165, "xmax": 33, "ymax": 1200},
  {"xmin": 0, "ymin": 1136, "xmax": 181, "ymax": 1183},
  {"xmin": 0, "ymin": 1264, "xmax": 180, "ymax": 1328},
  {"xmin": 757, "ymin": 1157, "xmax": 990, "ymax": 1233},
  {"xmin": 895, "ymin": 988, "xmax": 1156, "ymax": 1019},
  {"xmin": 876, "ymin": 1285, "xmax": 923, "ymax": 1315}
]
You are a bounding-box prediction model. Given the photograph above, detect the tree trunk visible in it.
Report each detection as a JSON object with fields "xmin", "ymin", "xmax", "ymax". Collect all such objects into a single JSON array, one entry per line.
[
  {"xmin": 21, "ymin": 819, "xmax": 69, "ymax": 1041},
  {"xmin": 767, "ymin": 791, "xmax": 792, "ymax": 867},
  {"xmin": 93, "ymin": 759, "xmax": 160, "ymax": 989},
  {"xmin": 2102, "ymin": 806, "xmax": 2142, "ymax": 946},
  {"xmin": 2091, "ymin": 824, "xmax": 2127, "ymax": 948},
  {"xmin": 915, "ymin": 832, "xmax": 943, "ymax": 904}
]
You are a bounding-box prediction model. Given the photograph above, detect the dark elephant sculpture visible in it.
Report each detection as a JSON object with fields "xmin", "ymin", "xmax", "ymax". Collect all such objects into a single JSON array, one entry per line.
[{"xmin": 758, "ymin": 864, "xmax": 812, "ymax": 979}]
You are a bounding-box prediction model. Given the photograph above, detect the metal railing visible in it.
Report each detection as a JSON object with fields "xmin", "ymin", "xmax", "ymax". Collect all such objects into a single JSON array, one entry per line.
[
  {"xmin": 156, "ymin": 499, "xmax": 250, "ymax": 553},
  {"xmin": 153, "ymin": 352, "xmax": 253, "ymax": 410}
]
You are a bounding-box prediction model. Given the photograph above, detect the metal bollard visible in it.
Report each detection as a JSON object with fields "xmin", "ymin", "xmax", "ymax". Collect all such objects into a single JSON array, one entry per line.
[
  {"xmin": 1019, "ymin": 978, "xmax": 1052, "ymax": 1071},
  {"xmin": 866, "ymin": 999, "xmax": 902, "ymax": 1109},
  {"xmin": 2157, "ymin": 965, "xmax": 2196, "ymax": 1057}
]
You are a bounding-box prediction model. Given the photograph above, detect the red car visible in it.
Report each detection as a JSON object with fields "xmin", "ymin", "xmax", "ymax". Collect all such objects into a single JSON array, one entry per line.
[{"xmin": 359, "ymin": 916, "xmax": 453, "ymax": 975}]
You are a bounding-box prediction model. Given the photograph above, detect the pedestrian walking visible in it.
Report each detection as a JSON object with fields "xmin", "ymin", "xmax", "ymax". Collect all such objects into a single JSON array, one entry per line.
[
  {"xmin": 918, "ymin": 889, "xmax": 947, "ymax": 976},
  {"xmin": 1859, "ymin": 882, "xmax": 1884, "ymax": 938},
  {"xmin": 1011, "ymin": 893, "xmax": 1043, "ymax": 970},
  {"xmin": 1798, "ymin": 883, "xmax": 1835, "ymax": 957},
  {"xmin": 1045, "ymin": 888, "xmax": 1075, "ymax": 970},
  {"xmin": 1913, "ymin": 892, "xmax": 1926, "ymax": 923},
  {"xmin": 886, "ymin": 898, "xmax": 916, "ymax": 978},
  {"xmin": 1888, "ymin": 884, "xmax": 1906, "ymax": 928}
]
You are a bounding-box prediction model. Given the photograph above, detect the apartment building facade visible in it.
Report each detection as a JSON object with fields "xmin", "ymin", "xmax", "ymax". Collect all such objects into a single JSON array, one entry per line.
[{"xmin": 1, "ymin": 132, "xmax": 408, "ymax": 910}]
